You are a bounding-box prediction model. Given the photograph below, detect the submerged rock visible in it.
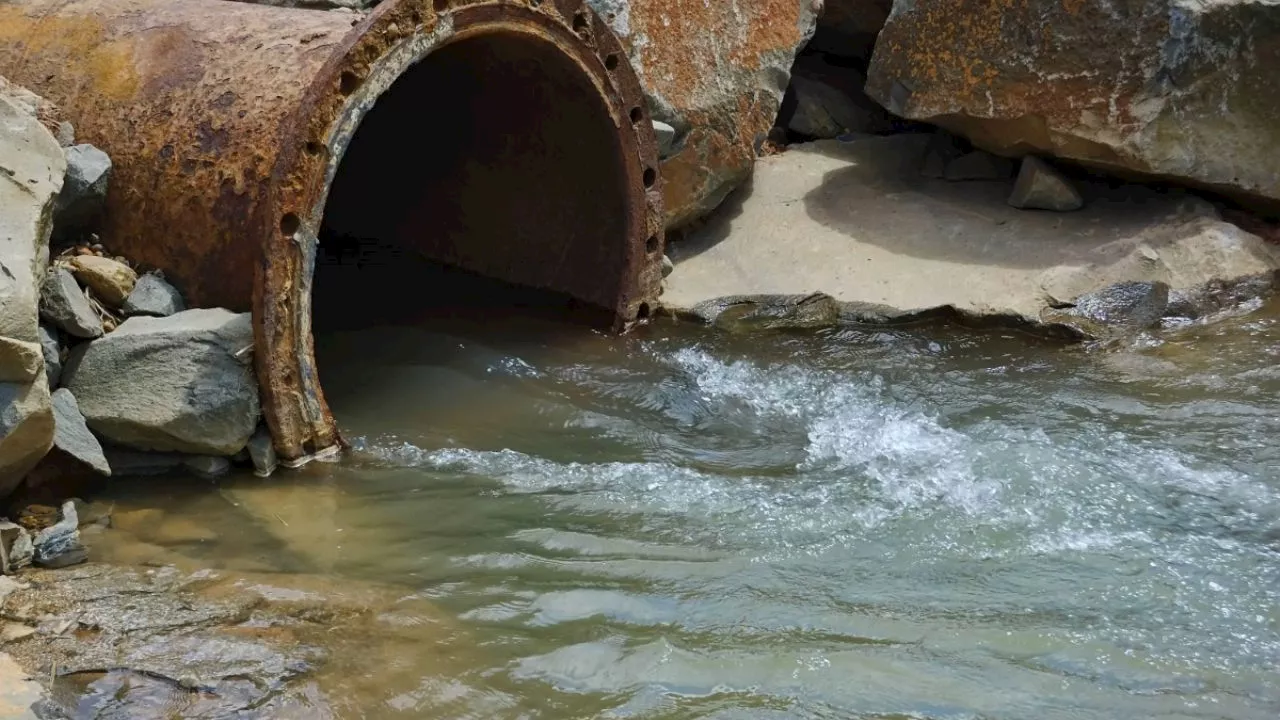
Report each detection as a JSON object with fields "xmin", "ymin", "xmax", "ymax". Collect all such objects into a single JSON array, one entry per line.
[
  {"xmin": 1064, "ymin": 281, "xmax": 1171, "ymax": 330},
  {"xmin": 62, "ymin": 309, "xmax": 260, "ymax": 455}
]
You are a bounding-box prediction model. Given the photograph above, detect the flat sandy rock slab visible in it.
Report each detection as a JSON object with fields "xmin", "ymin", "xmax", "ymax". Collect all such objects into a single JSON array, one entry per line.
[{"xmin": 662, "ymin": 136, "xmax": 1280, "ymax": 330}]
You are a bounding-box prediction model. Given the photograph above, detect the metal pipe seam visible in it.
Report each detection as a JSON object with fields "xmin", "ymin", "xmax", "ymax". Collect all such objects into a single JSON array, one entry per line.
[{"xmin": 0, "ymin": 0, "xmax": 665, "ymax": 466}]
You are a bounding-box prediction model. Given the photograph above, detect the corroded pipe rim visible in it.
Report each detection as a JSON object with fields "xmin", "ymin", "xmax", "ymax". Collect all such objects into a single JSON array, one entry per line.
[{"xmin": 255, "ymin": 0, "xmax": 665, "ymax": 465}]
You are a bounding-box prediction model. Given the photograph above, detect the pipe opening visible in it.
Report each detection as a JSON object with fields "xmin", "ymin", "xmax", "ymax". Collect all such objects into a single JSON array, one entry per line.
[{"xmin": 312, "ymin": 31, "xmax": 630, "ymax": 333}]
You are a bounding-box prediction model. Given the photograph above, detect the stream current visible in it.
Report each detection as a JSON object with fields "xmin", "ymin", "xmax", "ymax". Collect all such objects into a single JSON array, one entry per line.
[{"xmin": 85, "ymin": 299, "xmax": 1280, "ymax": 719}]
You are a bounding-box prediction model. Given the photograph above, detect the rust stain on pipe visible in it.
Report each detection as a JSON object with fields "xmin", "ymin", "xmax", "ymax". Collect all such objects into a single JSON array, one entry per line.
[{"xmin": 0, "ymin": 0, "xmax": 664, "ymax": 465}]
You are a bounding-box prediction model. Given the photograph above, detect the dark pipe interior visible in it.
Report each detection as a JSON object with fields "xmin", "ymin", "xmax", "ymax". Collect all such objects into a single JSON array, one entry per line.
[{"xmin": 313, "ymin": 31, "xmax": 630, "ymax": 332}]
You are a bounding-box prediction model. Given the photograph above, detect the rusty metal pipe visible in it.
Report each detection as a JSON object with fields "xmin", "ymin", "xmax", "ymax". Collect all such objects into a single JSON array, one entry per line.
[{"xmin": 0, "ymin": 0, "xmax": 664, "ymax": 465}]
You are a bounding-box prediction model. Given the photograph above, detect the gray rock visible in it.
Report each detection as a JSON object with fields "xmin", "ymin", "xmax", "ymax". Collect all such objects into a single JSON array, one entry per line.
[
  {"xmin": 247, "ymin": 426, "xmax": 278, "ymax": 478},
  {"xmin": 53, "ymin": 143, "xmax": 111, "ymax": 239},
  {"xmin": 38, "ymin": 325, "xmax": 60, "ymax": 388},
  {"xmin": 32, "ymin": 501, "xmax": 85, "ymax": 568},
  {"xmin": 652, "ymin": 121, "xmax": 677, "ymax": 159},
  {"xmin": 661, "ymin": 254, "xmax": 675, "ymax": 278},
  {"xmin": 39, "ymin": 267, "xmax": 102, "ymax": 339},
  {"xmin": 0, "ymin": 520, "xmax": 33, "ymax": 574},
  {"xmin": 1069, "ymin": 281, "xmax": 1170, "ymax": 329},
  {"xmin": 783, "ymin": 59, "xmax": 892, "ymax": 139},
  {"xmin": 62, "ymin": 308, "xmax": 260, "ymax": 455},
  {"xmin": 1009, "ymin": 156, "xmax": 1083, "ymax": 211},
  {"xmin": 50, "ymin": 389, "xmax": 110, "ymax": 476},
  {"xmin": 0, "ymin": 82, "xmax": 64, "ymax": 493},
  {"xmin": 123, "ymin": 273, "xmax": 185, "ymax": 317},
  {"xmin": 0, "ymin": 382, "xmax": 53, "ymax": 500},
  {"xmin": 183, "ymin": 455, "xmax": 231, "ymax": 479},
  {"xmin": 944, "ymin": 150, "xmax": 1015, "ymax": 181}
]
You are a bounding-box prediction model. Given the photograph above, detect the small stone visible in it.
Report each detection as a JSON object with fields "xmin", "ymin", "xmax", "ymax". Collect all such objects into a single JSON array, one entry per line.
[
  {"xmin": 51, "ymin": 388, "xmax": 111, "ymax": 475},
  {"xmin": 39, "ymin": 267, "xmax": 103, "ymax": 338},
  {"xmin": 652, "ymin": 121, "xmax": 677, "ymax": 159},
  {"xmin": 54, "ymin": 143, "xmax": 111, "ymax": 239},
  {"xmin": 32, "ymin": 500, "xmax": 86, "ymax": 568},
  {"xmin": 122, "ymin": 273, "xmax": 185, "ymax": 317},
  {"xmin": 0, "ymin": 521, "xmax": 33, "ymax": 574},
  {"xmin": 661, "ymin": 254, "xmax": 675, "ymax": 278},
  {"xmin": 944, "ymin": 150, "xmax": 1015, "ymax": 181},
  {"xmin": 69, "ymin": 255, "xmax": 137, "ymax": 307},
  {"xmin": 247, "ymin": 425, "xmax": 277, "ymax": 478},
  {"xmin": 1008, "ymin": 156, "xmax": 1083, "ymax": 211},
  {"xmin": 38, "ymin": 325, "xmax": 61, "ymax": 388},
  {"xmin": 75, "ymin": 246, "xmax": 92, "ymax": 256},
  {"xmin": 183, "ymin": 455, "xmax": 231, "ymax": 479}
]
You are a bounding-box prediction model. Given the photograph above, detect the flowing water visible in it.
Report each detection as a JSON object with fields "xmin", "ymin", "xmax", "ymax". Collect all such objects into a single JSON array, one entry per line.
[{"xmin": 84, "ymin": 300, "xmax": 1280, "ymax": 719}]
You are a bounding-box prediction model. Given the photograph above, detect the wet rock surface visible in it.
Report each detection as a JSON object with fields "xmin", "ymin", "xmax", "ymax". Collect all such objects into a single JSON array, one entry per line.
[{"xmin": 0, "ymin": 551, "xmax": 468, "ymax": 719}]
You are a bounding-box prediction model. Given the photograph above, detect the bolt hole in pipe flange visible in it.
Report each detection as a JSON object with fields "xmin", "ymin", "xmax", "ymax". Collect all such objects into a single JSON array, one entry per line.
[
  {"xmin": 339, "ymin": 71, "xmax": 361, "ymax": 95},
  {"xmin": 643, "ymin": 167, "xmax": 656, "ymax": 188},
  {"xmin": 629, "ymin": 106, "xmax": 643, "ymax": 123},
  {"xmin": 605, "ymin": 53, "xmax": 619, "ymax": 71},
  {"xmin": 572, "ymin": 11, "xmax": 589, "ymax": 36},
  {"xmin": 280, "ymin": 213, "xmax": 301, "ymax": 237}
]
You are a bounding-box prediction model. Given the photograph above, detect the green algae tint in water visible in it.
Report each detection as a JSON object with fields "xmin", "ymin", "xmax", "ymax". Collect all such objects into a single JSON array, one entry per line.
[{"xmin": 97, "ymin": 302, "xmax": 1280, "ymax": 719}]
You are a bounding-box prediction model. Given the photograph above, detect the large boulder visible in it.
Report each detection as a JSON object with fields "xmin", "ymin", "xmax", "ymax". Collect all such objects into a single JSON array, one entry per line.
[
  {"xmin": 866, "ymin": 0, "xmax": 1280, "ymax": 206},
  {"xmin": 62, "ymin": 308, "xmax": 260, "ymax": 456},
  {"xmin": 587, "ymin": 0, "xmax": 820, "ymax": 229},
  {"xmin": 0, "ymin": 79, "xmax": 65, "ymax": 496}
]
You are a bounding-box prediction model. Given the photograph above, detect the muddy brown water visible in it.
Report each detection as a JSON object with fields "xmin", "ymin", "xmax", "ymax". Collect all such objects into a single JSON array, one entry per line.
[{"xmin": 30, "ymin": 295, "xmax": 1280, "ymax": 718}]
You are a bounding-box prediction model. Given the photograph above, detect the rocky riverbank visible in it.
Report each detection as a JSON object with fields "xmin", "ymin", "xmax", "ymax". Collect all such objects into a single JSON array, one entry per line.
[{"xmin": 1, "ymin": 80, "xmax": 277, "ymax": 569}]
